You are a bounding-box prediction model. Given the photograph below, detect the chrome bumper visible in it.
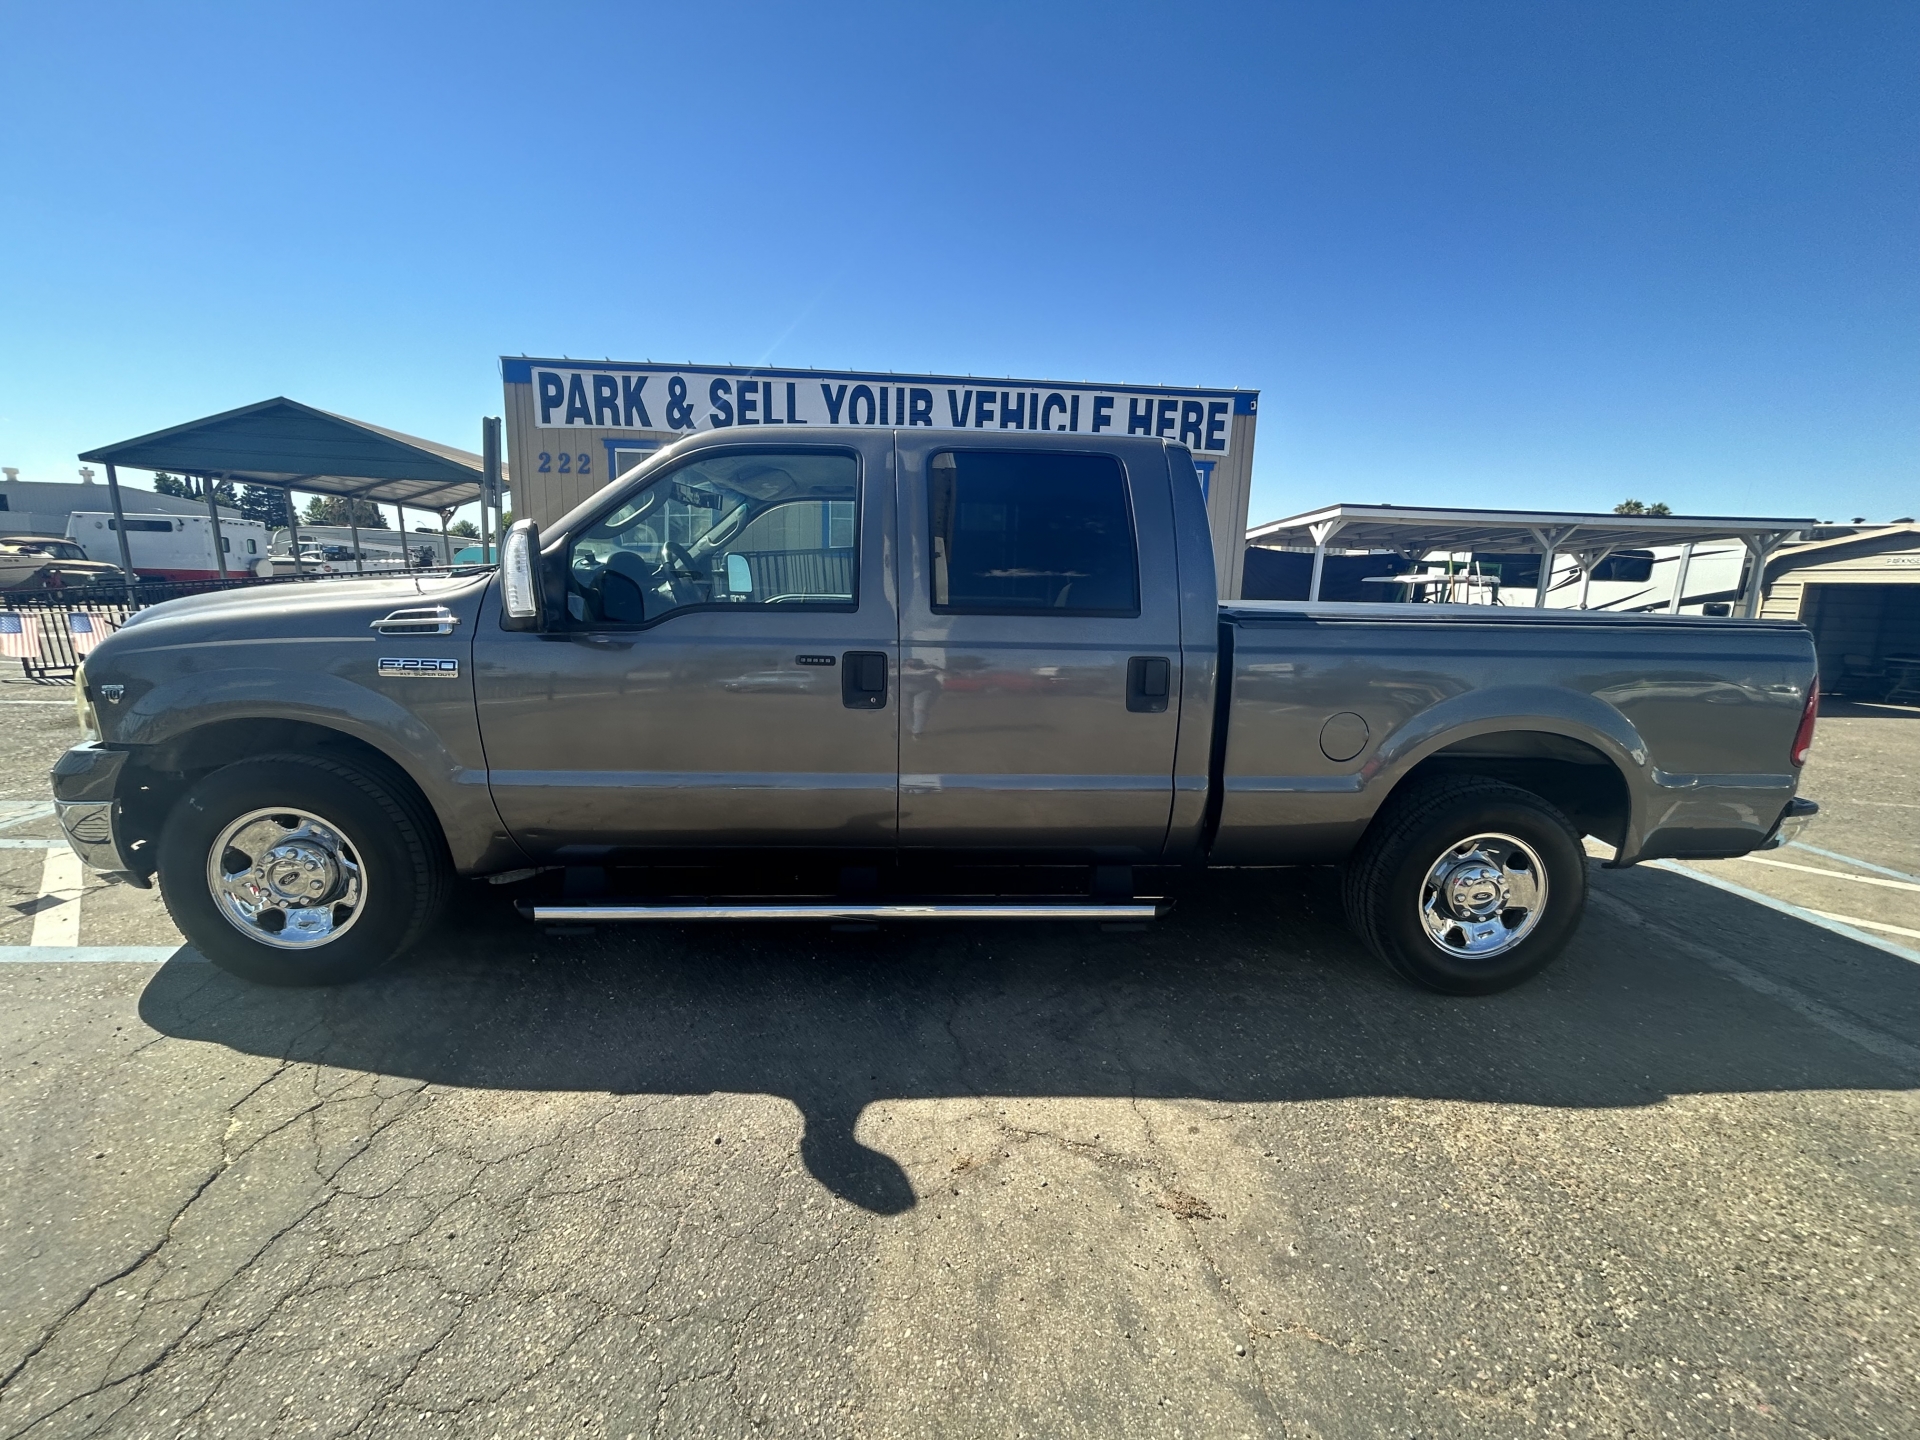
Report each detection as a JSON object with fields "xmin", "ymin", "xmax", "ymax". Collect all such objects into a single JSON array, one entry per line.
[
  {"xmin": 49, "ymin": 743, "xmax": 149, "ymax": 886},
  {"xmin": 1759, "ymin": 796, "xmax": 1818, "ymax": 851}
]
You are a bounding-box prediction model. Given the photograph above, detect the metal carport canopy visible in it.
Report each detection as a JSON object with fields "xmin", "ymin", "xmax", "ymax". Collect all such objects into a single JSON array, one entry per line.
[
  {"xmin": 1247, "ymin": 503, "xmax": 1816, "ymax": 554},
  {"xmin": 78, "ymin": 396, "xmax": 488, "ymax": 509},
  {"xmin": 1245, "ymin": 503, "xmax": 1818, "ymax": 612}
]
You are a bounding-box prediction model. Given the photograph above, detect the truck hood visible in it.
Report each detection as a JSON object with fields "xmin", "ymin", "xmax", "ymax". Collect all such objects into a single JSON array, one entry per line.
[{"xmin": 102, "ymin": 572, "xmax": 494, "ymax": 649}]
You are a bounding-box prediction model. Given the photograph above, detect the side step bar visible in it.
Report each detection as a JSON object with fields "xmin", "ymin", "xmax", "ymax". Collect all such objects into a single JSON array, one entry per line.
[{"xmin": 525, "ymin": 902, "xmax": 1163, "ymax": 923}]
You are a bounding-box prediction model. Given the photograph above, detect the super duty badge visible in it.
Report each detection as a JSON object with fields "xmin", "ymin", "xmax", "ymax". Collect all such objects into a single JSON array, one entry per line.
[{"xmin": 378, "ymin": 657, "xmax": 460, "ymax": 679}]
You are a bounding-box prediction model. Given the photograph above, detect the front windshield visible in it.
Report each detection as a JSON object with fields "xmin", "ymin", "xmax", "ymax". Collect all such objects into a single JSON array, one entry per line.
[{"xmin": 566, "ymin": 451, "xmax": 857, "ymax": 625}]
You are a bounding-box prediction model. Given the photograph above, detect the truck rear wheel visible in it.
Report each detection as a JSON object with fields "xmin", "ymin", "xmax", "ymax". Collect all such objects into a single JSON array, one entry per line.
[
  {"xmin": 1342, "ymin": 776, "xmax": 1587, "ymax": 995},
  {"xmin": 157, "ymin": 753, "xmax": 450, "ymax": 986}
]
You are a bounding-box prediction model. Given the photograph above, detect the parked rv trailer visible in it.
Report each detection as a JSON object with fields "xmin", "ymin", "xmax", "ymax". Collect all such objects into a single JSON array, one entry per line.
[{"xmin": 65, "ymin": 512, "xmax": 271, "ymax": 581}]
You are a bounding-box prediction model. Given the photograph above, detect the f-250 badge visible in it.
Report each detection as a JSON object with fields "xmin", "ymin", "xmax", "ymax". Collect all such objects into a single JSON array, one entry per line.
[{"xmin": 378, "ymin": 657, "xmax": 460, "ymax": 679}]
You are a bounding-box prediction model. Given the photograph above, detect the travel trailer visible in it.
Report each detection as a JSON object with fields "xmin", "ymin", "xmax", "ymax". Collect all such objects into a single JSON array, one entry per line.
[{"xmin": 65, "ymin": 512, "xmax": 271, "ymax": 581}]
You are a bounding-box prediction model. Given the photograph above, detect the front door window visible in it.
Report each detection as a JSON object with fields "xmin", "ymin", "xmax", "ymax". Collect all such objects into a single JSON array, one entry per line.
[{"xmin": 565, "ymin": 452, "xmax": 858, "ymax": 626}]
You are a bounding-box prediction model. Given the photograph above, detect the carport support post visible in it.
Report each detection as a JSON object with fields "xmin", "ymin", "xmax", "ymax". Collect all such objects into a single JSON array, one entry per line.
[
  {"xmin": 482, "ymin": 416, "xmax": 502, "ymax": 566},
  {"xmin": 1307, "ymin": 518, "xmax": 1347, "ymax": 601},
  {"xmin": 1575, "ymin": 549, "xmax": 1614, "ymax": 610},
  {"xmin": 1668, "ymin": 543, "xmax": 1695, "ymax": 614},
  {"xmin": 1527, "ymin": 526, "xmax": 1576, "ymax": 608},
  {"xmin": 437, "ymin": 510, "xmax": 452, "ymax": 565},
  {"xmin": 1742, "ymin": 533, "xmax": 1787, "ymax": 618},
  {"xmin": 284, "ymin": 488, "xmax": 304, "ymax": 574},
  {"xmin": 203, "ymin": 475, "xmax": 228, "ymax": 579},
  {"xmin": 101, "ymin": 463, "xmax": 137, "ymax": 605},
  {"xmin": 348, "ymin": 499, "xmax": 364, "ymax": 575},
  {"xmin": 395, "ymin": 503, "xmax": 410, "ymax": 569}
]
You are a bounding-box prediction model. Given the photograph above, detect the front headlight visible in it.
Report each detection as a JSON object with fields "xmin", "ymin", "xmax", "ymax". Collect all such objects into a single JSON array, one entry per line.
[{"xmin": 74, "ymin": 661, "xmax": 100, "ymax": 742}]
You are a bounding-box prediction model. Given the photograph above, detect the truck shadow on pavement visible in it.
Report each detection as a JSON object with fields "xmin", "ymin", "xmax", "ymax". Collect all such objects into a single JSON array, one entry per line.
[{"xmin": 137, "ymin": 865, "xmax": 1920, "ymax": 1215}]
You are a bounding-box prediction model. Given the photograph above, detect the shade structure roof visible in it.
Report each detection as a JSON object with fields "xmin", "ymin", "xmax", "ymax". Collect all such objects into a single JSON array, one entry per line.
[
  {"xmin": 1247, "ymin": 503, "xmax": 1817, "ymax": 555},
  {"xmin": 79, "ymin": 397, "xmax": 495, "ymax": 510}
]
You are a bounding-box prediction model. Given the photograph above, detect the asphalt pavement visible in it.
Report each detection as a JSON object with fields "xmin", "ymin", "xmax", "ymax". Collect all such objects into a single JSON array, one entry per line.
[{"xmin": 1, "ymin": 686, "xmax": 1915, "ymax": 1439}]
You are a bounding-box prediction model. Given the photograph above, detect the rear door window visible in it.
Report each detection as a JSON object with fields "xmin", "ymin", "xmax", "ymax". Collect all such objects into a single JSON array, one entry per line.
[{"xmin": 928, "ymin": 451, "xmax": 1139, "ymax": 616}]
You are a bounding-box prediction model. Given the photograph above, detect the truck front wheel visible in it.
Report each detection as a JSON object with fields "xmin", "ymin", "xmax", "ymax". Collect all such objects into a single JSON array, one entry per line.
[
  {"xmin": 1342, "ymin": 776, "xmax": 1588, "ymax": 995},
  {"xmin": 156, "ymin": 753, "xmax": 450, "ymax": 986}
]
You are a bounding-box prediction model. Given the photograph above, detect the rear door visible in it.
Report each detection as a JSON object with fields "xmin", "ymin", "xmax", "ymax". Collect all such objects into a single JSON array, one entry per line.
[
  {"xmin": 893, "ymin": 435, "xmax": 1183, "ymax": 857},
  {"xmin": 473, "ymin": 436, "xmax": 898, "ymax": 857}
]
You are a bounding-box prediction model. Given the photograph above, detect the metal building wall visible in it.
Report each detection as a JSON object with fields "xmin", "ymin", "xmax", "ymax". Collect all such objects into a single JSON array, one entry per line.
[
  {"xmin": 503, "ymin": 379, "xmax": 680, "ymax": 529},
  {"xmin": 1203, "ymin": 413, "xmax": 1257, "ymax": 599}
]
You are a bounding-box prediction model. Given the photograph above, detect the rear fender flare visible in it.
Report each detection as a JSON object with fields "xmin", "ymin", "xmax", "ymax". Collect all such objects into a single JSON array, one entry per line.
[{"xmin": 1362, "ymin": 684, "xmax": 1652, "ymax": 849}]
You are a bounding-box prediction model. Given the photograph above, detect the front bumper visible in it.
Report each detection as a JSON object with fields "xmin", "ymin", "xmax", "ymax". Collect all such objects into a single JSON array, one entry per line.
[
  {"xmin": 50, "ymin": 743, "xmax": 149, "ymax": 887},
  {"xmin": 1759, "ymin": 796, "xmax": 1819, "ymax": 851}
]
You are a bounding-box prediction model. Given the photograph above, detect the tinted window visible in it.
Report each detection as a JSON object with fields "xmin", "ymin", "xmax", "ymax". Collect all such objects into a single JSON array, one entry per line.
[
  {"xmin": 1592, "ymin": 550, "xmax": 1655, "ymax": 582},
  {"xmin": 1471, "ymin": 553, "xmax": 1542, "ymax": 590},
  {"xmin": 929, "ymin": 451, "xmax": 1138, "ymax": 615},
  {"xmin": 566, "ymin": 451, "xmax": 858, "ymax": 626}
]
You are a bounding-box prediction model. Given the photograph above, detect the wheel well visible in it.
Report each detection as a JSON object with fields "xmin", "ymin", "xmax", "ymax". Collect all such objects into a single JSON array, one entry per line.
[
  {"xmin": 1397, "ymin": 730, "xmax": 1630, "ymax": 848},
  {"xmin": 117, "ymin": 720, "xmax": 435, "ymax": 878}
]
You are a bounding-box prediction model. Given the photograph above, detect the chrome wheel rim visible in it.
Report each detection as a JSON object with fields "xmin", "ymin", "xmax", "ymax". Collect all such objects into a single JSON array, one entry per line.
[
  {"xmin": 1418, "ymin": 831, "xmax": 1548, "ymax": 960},
  {"xmin": 206, "ymin": 807, "xmax": 367, "ymax": 951}
]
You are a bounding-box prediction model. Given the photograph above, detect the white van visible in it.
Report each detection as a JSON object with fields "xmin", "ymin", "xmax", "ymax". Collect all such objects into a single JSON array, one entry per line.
[{"xmin": 66, "ymin": 512, "xmax": 272, "ymax": 581}]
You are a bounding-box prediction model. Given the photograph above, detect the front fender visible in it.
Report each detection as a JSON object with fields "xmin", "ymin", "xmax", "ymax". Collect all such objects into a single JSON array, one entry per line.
[{"xmin": 104, "ymin": 663, "xmax": 521, "ymax": 874}]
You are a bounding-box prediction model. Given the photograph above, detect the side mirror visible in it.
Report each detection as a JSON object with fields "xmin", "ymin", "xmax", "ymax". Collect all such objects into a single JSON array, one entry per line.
[
  {"xmin": 499, "ymin": 519, "xmax": 545, "ymax": 631},
  {"xmin": 725, "ymin": 553, "xmax": 752, "ymax": 594}
]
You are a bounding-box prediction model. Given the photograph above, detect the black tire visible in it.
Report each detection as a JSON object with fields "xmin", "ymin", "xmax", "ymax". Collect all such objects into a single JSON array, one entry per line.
[
  {"xmin": 1342, "ymin": 775, "xmax": 1587, "ymax": 995},
  {"xmin": 157, "ymin": 752, "xmax": 451, "ymax": 986}
]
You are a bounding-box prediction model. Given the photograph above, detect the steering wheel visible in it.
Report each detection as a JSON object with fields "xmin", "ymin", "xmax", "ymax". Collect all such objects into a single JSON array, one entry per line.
[{"xmin": 663, "ymin": 540, "xmax": 704, "ymax": 604}]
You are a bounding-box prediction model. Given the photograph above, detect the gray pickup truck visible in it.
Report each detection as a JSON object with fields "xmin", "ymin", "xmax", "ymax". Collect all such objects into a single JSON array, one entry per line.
[{"xmin": 52, "ymin": 429, "xmax": 1819, "ymax": 994}]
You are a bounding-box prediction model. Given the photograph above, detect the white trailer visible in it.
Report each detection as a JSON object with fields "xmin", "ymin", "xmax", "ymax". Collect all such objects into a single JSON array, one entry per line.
[{"xmin": 65, "ymin": 511, "xmax": 271, "ymax": 581}]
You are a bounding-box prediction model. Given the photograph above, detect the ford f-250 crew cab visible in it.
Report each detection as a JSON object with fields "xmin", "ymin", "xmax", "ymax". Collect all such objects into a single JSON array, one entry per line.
[{"xmin": 52, "ymin": 429, "xmax": 1820, "ymax": 994}]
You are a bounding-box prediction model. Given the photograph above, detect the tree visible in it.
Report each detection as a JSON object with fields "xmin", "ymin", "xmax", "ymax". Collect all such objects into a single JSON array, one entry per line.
[
  {"xmin": 447, "ymin": 519, "xmax": 480, "ymax": 538},
  {"xmin": 238, "ymin": 485, "xmax": 292, "ymax": 528},
  {"xmin": 301, "ymin": 495, "xmax": 388, "ymax": 528},
  {"xmin": 150, "ymin": 471, "xmax": 238, "ymax": 506},
  {"xmin": 1613, "ymin": 499, "xmax": 1671, "ymax": 516}
]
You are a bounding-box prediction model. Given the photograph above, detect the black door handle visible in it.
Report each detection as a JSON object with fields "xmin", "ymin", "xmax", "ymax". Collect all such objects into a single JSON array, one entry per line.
[
  {"xmin": 842, "ymin": 651, "xmax": 888, "ymax": 709},
  {"xmin": 1126, "ymin": 656, "xmax": 1171, "ymax": 713}
]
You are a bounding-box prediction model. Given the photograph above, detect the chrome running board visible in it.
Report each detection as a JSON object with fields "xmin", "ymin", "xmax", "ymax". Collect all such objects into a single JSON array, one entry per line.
[{"xmin": 526, "ymin": 901, "xmax": 1162, "ymax": 923}]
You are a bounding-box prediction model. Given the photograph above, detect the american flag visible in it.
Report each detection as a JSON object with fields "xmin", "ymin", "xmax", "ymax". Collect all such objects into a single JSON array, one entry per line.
[
  {"xmin": 0, "ymin": 613, "xmax": 39, "ymax": 659},
  {"xmin": 68, "ymin": 612, "xmax": 113, "ymax": 655}
]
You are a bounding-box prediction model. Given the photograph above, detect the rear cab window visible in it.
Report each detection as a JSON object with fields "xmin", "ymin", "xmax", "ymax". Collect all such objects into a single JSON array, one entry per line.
[{"xmin": 928, "ymin": 451, "xmax": 1139, "ymax": 616}]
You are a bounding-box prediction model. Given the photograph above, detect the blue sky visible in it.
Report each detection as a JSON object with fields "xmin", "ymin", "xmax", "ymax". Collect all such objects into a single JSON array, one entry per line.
[{"xmin": 1, "ymin": 1, "xmax": 1914, "ymax": 528}]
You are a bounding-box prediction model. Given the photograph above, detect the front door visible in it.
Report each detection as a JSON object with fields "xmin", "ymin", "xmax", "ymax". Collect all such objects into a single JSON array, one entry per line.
[
  {"xmin": 474, "ymin": 438, "xmax": 898, "ymax": 857},
  {"xmin": 893, "ymin": 435, "xmax": 1184, "ymax": 857}
]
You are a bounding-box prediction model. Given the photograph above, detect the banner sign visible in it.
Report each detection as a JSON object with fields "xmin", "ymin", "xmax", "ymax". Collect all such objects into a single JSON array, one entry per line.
[{"xmin": 503, "ymin": 359, "xmax": 1255, "ymax": 458}]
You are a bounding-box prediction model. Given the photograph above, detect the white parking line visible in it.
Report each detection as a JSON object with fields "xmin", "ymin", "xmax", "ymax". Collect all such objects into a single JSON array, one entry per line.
[
  {"xmin": 1735, "ymin": 854, "xmax": 1920, "ymax": 894},
  {"xmin": 1651, "ymin": 860, "xmax": 1920, "ymax": 966},
  {"xmin": 0, "ymin": 802, "xmax": 56, "ymax": 832},
  {"xmin": 1789, "ymin": 841, "xmax": 1920, "ymax": 885},
  {"xmin": 0, "ymin": 946, "xmax": 194, "ymax": 963},
  {"xmin": 1587, "ymin": 887, "xmax": 1920, "ymax": 1067},
  {"xmin": 1806, "ymin": 910, "xmax": 1920, "ymax": 941},
  {"xmin": 29, "ymin": 846, "xmax": 86, "ymax": 946}
]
